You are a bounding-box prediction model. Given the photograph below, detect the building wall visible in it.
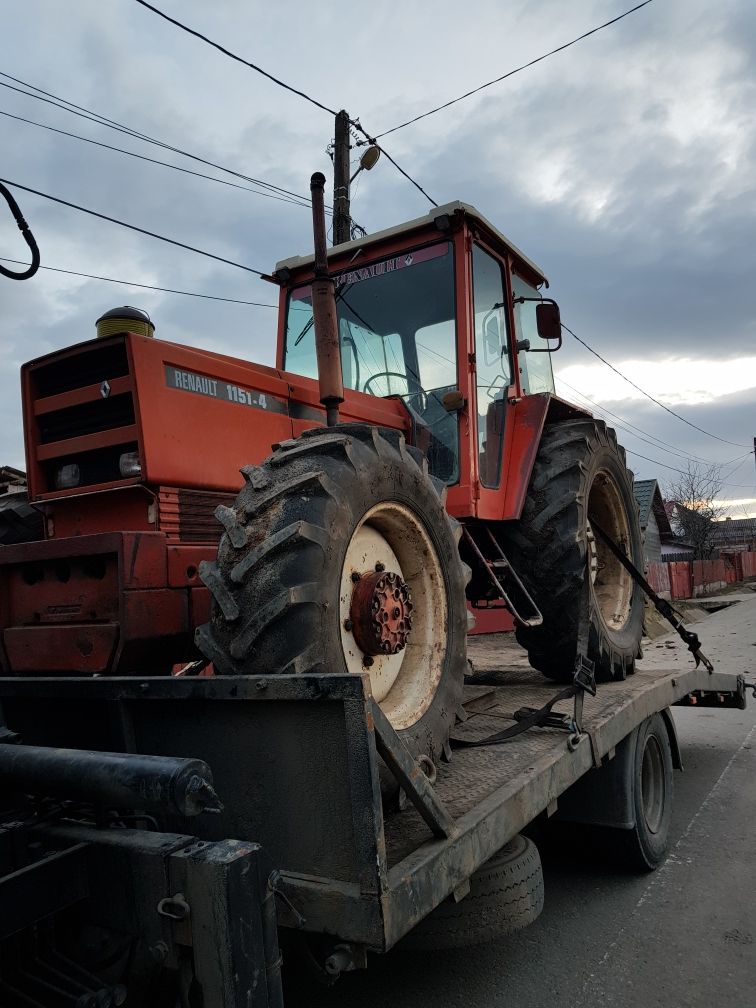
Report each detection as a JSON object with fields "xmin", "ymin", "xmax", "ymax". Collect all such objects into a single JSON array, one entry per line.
[{"xmin": 644, "ymin": 511, "xmax": 662, "ymax": 565}]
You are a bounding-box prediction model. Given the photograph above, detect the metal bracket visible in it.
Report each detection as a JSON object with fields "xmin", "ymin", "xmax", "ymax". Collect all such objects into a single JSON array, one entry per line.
[
  {"xmin": 463, "ymin": 526, "xmax": 543, "ymax": 627},
  {"xmin": 370, "ymin": 700, "xmax": 455, "ymax": 839}
]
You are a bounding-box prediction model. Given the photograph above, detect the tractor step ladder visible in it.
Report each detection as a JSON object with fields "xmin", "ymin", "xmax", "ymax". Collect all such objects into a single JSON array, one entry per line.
[{"xmin": 463, "ymin": 525, "xmax": 543, "ymax": 628}]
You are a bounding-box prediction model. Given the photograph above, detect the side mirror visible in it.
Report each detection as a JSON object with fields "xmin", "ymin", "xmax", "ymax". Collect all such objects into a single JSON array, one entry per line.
[
  {"xmin": 513, "ymin": 296, "xmax": 563, "ymax": 352},
  {"xmin": 536, "ymin": 301, "xmax": 561, "ymax": 343}
]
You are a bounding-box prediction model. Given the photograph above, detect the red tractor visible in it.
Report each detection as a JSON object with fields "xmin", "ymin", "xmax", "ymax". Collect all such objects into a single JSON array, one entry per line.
[{"xmin": 0, "ymin": 182, "xmax": 644, "ymax": 768}]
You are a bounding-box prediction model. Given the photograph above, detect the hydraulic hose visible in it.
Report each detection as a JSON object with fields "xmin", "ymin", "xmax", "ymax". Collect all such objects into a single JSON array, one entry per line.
[{"xmin": 0, "ymin": 180, "xmax": 40, "ymax": 279}]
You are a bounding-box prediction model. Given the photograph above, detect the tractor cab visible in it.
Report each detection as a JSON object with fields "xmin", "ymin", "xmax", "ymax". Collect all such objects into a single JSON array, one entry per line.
[{"xmin": 273, "ymin": 201, "xmax": 566, "ymax": 522}]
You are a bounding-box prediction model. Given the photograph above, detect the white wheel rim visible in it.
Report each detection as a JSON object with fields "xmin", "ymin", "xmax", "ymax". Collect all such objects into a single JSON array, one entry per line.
[
  {"xmin": 339, "ymin": 502, "xmax": 447, "ymax": 730},
  {"xmin": 588, "ymin": 470, "xmax": 634, "ymax": 631}
]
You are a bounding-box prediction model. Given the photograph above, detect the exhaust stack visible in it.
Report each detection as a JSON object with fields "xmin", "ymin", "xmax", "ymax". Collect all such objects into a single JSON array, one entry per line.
[{"xmin": 309, "ymin": 172, "xmax": 343, "ymax": 426}]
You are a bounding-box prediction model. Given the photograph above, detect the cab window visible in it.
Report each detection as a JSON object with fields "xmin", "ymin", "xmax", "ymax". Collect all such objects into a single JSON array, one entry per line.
[
  {"xmin": 512, "ymin": 274, "xmax": 555, "ymax": 395},
  {"xmin": 472, "ymin": 245, "xmax": 510, "ymax": 488}
]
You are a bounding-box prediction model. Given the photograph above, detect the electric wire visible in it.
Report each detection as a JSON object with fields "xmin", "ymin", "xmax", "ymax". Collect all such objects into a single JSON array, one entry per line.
[
  {"xmin": 623, "ymin": 448, "xmax": 756, "ymax": 488},
  {"xmin": 133, "ymin": 0, "xmax": 338, "ymax": 116},
  {"xmin": 0, "ymin": 257, "xmax": 276, "ymax": 306},
  {"xmin": 374, "ymin": 1, "xmax": 656, "ymax": 139},
  {"xmin": 562, "ymin": 324, "xmax": 751, "ymax": 449},
  {"xmin": 555, "ymin": 375, "xmax": 721, "ymax": 467},
  {"xmin": 0, "ymin": 109, "xmax": 310, "ymax": 208},
  {"xmin": 0, "ymin": 73, "xmax": 318, "ymax": 207},
  {"xmin": 125, "ymin": 2, "xmax": 438, "ymax": 208},
  {"xmin": 374, "ymin": 144, "xmax": 438, "ymax": 207},
  {"xmin": 0, "ymin": 178, "xmax": 267, "ymax": 276}
]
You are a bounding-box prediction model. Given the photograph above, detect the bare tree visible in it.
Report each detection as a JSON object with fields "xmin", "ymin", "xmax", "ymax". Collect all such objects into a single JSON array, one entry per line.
[{"xmin": 664, "ymin": 462, "xmax": 725, "ymax": 560}]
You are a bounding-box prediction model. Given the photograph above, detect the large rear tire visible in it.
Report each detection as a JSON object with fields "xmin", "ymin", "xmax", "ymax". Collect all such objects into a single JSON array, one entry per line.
[
  {"xmin": 196, "ymin": 425, "xmax": 469, "ymax": 766},
  {"xmin": 501, "ymin": 419, "xmax": 643, "ymax": 683}
]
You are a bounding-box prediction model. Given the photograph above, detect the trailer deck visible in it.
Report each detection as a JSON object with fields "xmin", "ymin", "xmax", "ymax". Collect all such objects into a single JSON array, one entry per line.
[{"xmin": 0, "ymin": 644, "xmax": 745, "ymax": 958}]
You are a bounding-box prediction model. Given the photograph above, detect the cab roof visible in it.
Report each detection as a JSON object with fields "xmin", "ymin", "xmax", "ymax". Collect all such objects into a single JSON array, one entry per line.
[{"xmin": 274, "ymin": 200, "xmax": 548, "ymax": 287}]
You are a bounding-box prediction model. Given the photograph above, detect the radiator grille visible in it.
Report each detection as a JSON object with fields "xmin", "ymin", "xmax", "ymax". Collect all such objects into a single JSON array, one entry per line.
[
  {"xmin": 28, "ymin": 337, "xmax": 140, "ymax": 494},
  {"xmin": 33, "ymin": 341, "xmax": 130, "ymax": 398},
  {"xmin": 38, "ymin": 393, "xmax": 135, "ymax": 444},
  {"xmin": 158, "ymin": 488, "xmax": 236, "ymax": 543}
]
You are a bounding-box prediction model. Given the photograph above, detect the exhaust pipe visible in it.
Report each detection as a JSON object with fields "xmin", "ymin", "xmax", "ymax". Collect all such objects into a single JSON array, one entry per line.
[{"xmin": 310, "ymin": 172, "xmax": 343, "ymax": 427}]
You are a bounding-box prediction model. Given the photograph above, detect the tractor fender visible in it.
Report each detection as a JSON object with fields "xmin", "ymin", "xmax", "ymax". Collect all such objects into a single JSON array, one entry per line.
[{"xmin": 500, "ymin": 393, "xmax": 592, "ymax": 521}]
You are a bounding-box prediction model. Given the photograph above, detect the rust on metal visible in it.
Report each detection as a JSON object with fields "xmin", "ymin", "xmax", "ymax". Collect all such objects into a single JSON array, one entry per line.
[
  {"xmin": 350, "ymin": 570, "xmax": 413, "ymax": 657},
  {"xmin": 309, "ymin": 172, "xmax": 344, "ymax": 425}
]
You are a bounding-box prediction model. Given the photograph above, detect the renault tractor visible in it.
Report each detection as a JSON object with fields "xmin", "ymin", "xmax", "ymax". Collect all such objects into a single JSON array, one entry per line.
[{"xmin": 0, "ymin": 183, "xmax": 644, "ymax": 769}]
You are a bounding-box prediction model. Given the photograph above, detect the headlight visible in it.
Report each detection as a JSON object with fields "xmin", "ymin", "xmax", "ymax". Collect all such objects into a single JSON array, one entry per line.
[
  {"xmin": 55, "ymin": 463, "xmax": 80, "ymax": 489},
  {"xmin": 119, "ymin": 451, "xmax": 142, "ymax": 478}
]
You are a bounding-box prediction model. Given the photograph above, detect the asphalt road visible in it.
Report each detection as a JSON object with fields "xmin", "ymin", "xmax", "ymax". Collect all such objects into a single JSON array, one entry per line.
[{"xmin": 285, "ymin": 594, "xmax": 756, "ymax": 1008}]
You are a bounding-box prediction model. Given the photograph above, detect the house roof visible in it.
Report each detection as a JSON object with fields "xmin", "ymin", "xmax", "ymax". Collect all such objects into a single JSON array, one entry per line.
[
  {"xmin": 633, "ymin": 479, "xmax": 673, "ymax": 538},
  {"xmin": 712, "ymin": 517, "xmax": 756, "ymax": 543}
]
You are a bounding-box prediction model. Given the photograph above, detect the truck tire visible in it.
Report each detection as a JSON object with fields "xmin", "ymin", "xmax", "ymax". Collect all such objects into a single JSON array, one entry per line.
[
  {"xmin": 617, "ymin": 713, "xmax": 674, "ymax": 871},
  {"xmin": 196, "ymin": 425, "xmax": 469, "ymax": 767},
  {"xmin": 501, "ymin": 419, "xmax": 643, "ymax": 682},
  {"xmin": 0, "ymin": 491, "xmax": 43, "ymax": 546},
  {"xmin": 400, "ymin": 835, "xmax": 544, "ymax": 950}
]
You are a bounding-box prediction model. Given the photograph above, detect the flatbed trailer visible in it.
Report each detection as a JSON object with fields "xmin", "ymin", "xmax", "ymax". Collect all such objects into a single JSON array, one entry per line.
[{"xmin": 0, "ymin": 650, "xmax": 747, "ymax": 1006}]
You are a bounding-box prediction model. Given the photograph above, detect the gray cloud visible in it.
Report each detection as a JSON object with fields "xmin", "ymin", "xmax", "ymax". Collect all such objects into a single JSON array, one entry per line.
[{"xmin": 1, "ymin": 0, "xmax": 754, "ymax": 505}]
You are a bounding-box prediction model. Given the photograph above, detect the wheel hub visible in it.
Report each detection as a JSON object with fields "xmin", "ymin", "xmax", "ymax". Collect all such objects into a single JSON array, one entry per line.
[{"xmin": 350, "ymin": 570, "xmax": 414, "ymax": 657}]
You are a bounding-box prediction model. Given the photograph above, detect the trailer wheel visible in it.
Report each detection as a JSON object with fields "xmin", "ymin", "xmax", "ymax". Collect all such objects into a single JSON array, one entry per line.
[
  {"xmin": 400, "ymin": 835, "xmax": 544, "ymax": 950},
  {"xmin": 196, "ymin": 425, "xmax": 469, "ymax": 767},
  {"xmin": 619, "ymin": 713, "xmax": 674, "ymax": 871},
  {"xmin": 501, "ymin": 419, "xmax": 643, "ymax": 682},
  {"xmin": 0, "ymin": 490, "xmax": 43, "ymax": 546}
]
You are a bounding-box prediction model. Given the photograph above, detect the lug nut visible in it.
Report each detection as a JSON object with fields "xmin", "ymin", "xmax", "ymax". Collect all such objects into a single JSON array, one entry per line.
[
  {"xmin": 343, "ymin": 618, "xmax": 353, "ymax": 632},
  {"xmin": 363, "ymin": 656, "xmax": 374, "ymax": 668},
  {"xmin": 351, "ymin": 571, "xmax": 361, "ymax": 583},
  {"xmin": 375, "ymin": 562, "xmax": 385, "ymax": 572},
  {"xmin": 393, "ymin": 607, "xmax": 400, "ymax": 619}
]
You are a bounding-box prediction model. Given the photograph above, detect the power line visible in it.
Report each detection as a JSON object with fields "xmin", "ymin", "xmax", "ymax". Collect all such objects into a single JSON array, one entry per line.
[
  {"xmin": 0, "ymin": 108, "xmax": 310, "ymax": 208},
  {"xmin": 624, "ymin": 448, "xmax": 756, "ymax": 488},
  {"xmin": 375, "ymin": 144, "xmax": 438, "ymax": 208},
  {"xmin": 374, "ymin": 1, "xmax": 656, "ymax": 139},
  {"xmin": 562, "ymin": 324, "xmax": 752, "ymax": 449},
  {"xmin": 556, "ymin": 375, "xmax": 721, "ymax": 467},
  {"xmin": 0, "ymin": 72, "xmax": 317, "ymax": 207},
  {"xmin": 125, "ymin": 4, "xmax": 438, "ymax": 210},
  {"xmin": 0, "ymin": 178, "xmax": 267, "ymax": 276},
  {"xmin": 556, "ymin": 375, "xmax": 756, "ymax": 485},
  {"xmin": 133, "ymin": 0, "xmax": 338, "ymax": 116},
  {"xmin": 0, "ymin": 257, "xmax": 276, "ymax": 306}
]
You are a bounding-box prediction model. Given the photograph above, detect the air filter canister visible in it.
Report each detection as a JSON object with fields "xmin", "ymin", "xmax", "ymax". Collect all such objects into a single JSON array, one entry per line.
[{"xmin": 95, "ymin": 305, "xmax": 155, "ymax": 339}]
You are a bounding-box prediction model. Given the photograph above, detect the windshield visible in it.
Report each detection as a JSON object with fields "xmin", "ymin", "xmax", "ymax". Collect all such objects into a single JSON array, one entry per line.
[{"xmin": 283, "ymin": 241, "xmax": 459, "ymax": 483}]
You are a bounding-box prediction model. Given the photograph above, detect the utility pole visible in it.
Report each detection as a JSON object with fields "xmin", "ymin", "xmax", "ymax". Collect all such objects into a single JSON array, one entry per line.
[{"xmin": 332, "ymin": 109, "xmax": 351, "ymax": 246}]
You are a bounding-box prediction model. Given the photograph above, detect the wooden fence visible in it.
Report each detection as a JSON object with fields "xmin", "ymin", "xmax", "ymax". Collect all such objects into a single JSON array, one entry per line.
[
  {"xmin": 469, "ymin": 551, "xmax": 756, "ymax": 630},
  {"xmin": 647, "ymin": 551, "xmax": 756, "ymax": 600}
]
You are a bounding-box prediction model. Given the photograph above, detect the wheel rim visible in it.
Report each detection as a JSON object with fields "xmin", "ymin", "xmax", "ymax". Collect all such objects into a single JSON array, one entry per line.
[
  {"xmin": 587, "ymin": 470, "xmax": 634, "ymax": 631},
  {"xmin": 340, "ymin": 502, "xmax": 447, "ymax": 730},
  {"xmin": 640, "ymin": 734, "xmax": 665, "ymax": 833}
]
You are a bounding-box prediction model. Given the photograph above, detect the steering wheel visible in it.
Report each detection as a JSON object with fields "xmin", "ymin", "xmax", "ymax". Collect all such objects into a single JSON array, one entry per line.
[{"xmin": 362, "ymin": 372, "xmax": 427, "ymax": 411}]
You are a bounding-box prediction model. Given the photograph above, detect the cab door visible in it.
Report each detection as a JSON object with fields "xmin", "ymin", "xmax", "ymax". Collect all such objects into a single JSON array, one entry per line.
[{"xmin": 470, "ymin": 243, "xmax": 512, "ymax": 507}]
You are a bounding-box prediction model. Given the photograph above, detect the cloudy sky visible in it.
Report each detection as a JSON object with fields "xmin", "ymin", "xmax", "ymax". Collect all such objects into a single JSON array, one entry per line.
[{"xmin": 1, "ymin": 0, "xmax": 755, "ymax": 514}]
